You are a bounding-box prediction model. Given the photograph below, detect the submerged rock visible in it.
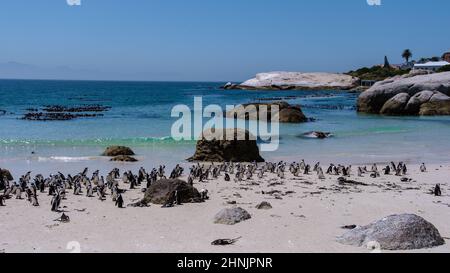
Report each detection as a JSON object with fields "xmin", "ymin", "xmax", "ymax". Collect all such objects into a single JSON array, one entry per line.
[
  {"xmin": 22, "ymin": 112, "xmax": 103, "ymax": 121},
  {"xmin": 225, "ymin": 72, "xmax": 359, "ymax": 90},
  {"xmin": 21, "ymin": 104, "xmax": 111, "ymax": 121},
  {"xmin": 110, "ymin": 155, "xmax": 138, "ymax": 162},
  {"xmin": 214, "ymin": 207, "xmax": 252, "ymax": 225},
  {"xmin": 102, "ymin": 146, "xmax": 135, "ymax": 157},
  {"xmin": 226, "ymin": 101, "xmax": 307, "ymax": 123},
  {"xmin": 337, "ymin": 214, "xmax": 445, "ymax": 250},
  {"xmin": 188, "ymin": 128, "xmax": 264, "ymax": 162},
  {"xmin": 302, "ymin": 131, "xmax": 332, "ymax": 139}
]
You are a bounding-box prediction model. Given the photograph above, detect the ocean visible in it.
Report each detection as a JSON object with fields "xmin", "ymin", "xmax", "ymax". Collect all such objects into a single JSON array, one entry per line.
[{"xmin": 1, "ymin": 79, "xmax": 450, "ymax": 175}]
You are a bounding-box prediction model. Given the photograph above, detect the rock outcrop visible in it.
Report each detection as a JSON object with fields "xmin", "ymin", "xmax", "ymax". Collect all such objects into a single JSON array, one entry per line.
[
  {"xmin": 0, "ymin": 168, "xmax": 13, "ymax": 181},
  {"xmin": 357, "ymin": 72, "xmax": 450, "ymax": 115},
  {"xmin": 134, "ymin": 179, "xmax": 202, "ymax": 205},
  {"xmin": 337, "ymin": 214, "xmax": 445, "ymax": 250},
  {"xmin": 102, "ymin": 146, "xmax": 135, "ymax": 157},
  {"xmin": 188, "ymin": 128, "xmax": 264, "ymax": 162},
  {"xmin": 222, "ymin": 72, "xmax": 359, "ymax": 90},
  {"xmin": 214, "ymin": 207, "xmax": 252, "ymax": 225},
  {"xmin": 226, "ymin": 101, "xmax": 307, "ymax": 123}
]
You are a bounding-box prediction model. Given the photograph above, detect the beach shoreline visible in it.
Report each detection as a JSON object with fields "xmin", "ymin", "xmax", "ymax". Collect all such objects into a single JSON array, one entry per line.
[{"xmin": 1, "ymin": 160, "xmax": 449, "ymax": 253}]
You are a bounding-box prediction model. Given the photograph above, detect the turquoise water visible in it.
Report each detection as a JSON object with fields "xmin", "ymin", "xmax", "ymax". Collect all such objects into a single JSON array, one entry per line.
[{"xmin": 1, "ymin": 79, "xmax": 450, "ymax": 167}]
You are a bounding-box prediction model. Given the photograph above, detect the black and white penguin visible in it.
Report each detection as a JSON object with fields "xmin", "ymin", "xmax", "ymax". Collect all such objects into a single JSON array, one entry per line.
[
  {"xmin": 51, "ymin": 191, "xmax": 61, "ymax": 212},
  {"xmin": 434, "ymin": 184, "xmax": 442, "ymax": 197},
  {"xmin": 420, "ymin": 163, "xmax": 427, "ymax": 173},
  {"xmin": 115, "ymin": 193, "xmax": 124, "ymax": 208}
]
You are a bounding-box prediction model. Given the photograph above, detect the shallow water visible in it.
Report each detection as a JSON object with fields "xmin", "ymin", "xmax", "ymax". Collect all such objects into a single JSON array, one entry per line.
[{"xmin": 1, "ymin": 79, "xmax": 450, "ymax": 172}]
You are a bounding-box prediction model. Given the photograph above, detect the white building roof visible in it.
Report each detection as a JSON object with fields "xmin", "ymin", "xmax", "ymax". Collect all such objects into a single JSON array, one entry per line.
[{"xmin": 414, "ymin": 61, "xmax": 450, "ymax": 68}]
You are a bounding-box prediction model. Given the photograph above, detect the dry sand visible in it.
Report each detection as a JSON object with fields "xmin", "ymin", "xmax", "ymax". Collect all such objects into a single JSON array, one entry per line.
[{"xmin": 1, "ymin": 162, "xmax": 449, "ymax": 253}]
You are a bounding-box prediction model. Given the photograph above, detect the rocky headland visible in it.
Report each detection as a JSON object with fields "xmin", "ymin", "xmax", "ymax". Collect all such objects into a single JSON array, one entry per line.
[{"xmin": 222, "ymin": 72, "xmax": 359, "ymax": 91}]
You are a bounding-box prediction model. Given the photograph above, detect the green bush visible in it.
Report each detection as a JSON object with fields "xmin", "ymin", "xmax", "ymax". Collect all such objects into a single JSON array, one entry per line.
[
  {"xmin": 437, "ymin": 65, "xmax": 450, "ymax": 73},
  {"xmin": 346, "ymin": 66, "xmax": 410, "ymax": 81}
]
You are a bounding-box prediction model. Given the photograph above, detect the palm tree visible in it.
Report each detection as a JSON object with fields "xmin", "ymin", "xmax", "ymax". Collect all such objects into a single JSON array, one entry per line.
[{"xmin": 402, "ymin": 49, "xmax": 412, "ymax": 63}]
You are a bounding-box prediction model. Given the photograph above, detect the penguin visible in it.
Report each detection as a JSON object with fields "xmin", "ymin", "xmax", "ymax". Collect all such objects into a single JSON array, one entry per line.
[
  {"xmin": 224, "ymin": 173, "xmax": 230, "ymax": 182},
  {"xmin": 420, "ymin": 163, "xmax": 427, "ymax": 173},
  {"xmin": 3, "ymin": 184, "xmax": 12, "ymax": 198},
  {"xmin": 257, "ymin": 170, "xmax": 264, "ymax": 179},
  {"xmin": 317, "ymin": 167, "xmax": 325, "ymax": 180},
  {"xmin": 51, "ymin": 191, "xmax": 61, "ymax": 212},
  {"xmin": 39, "ymin": 180, "xmax": 45, "ymax": 192},
  {"xmin": 313, "ymin": 162, "xmax": 320, "ymax": 172},
  {"xmin": 342, "ymin": 167, "xmax": 348, "ymax": 177},
  {"xmin": 200, "ymin": 189, "xmax": 209, "ymax": 201},
  {"xmin": 86, "ymin": 181, "xmax": 94, "ymax": 197},
  {"xmin": 390, "ymin": 162, "xmax": 397, "ymax": 173},
  {"xmin": 174, "ymin": 190, "xmax": 181, "ymax": 205},
  {"xmin": 326, "ymin": 164, "xmax": 334, "ymax": 175},
  {"xmin": 304, "ymin": 165, "xmax": 310, "ymax": 175},
  {"xmin": 383, "ymin": 165, "xmax": 391, "ymax": 175},
  {"xmin": 0, "ymin": 195, "xmax": 5, "ymax": 206},
  {"xmin": 357, "ymin": 167, "xmax": 363, "ymax": 177},
  {"xmin": 187, "ymin": 175, "xmax": 194, "ymax": 186},
  {"xmin": 26, "ymin": 188, "xmax": 39, "ymax": 206},
  {"xmin": 434, "ymin": 184, "xmax": 442, "ymax": 197},
  {"xmin": 115, "ymin": 193, "xmax": 124, "ymax": 208},
  {"xmin": 15, "ymin": 186, "xmax": 22, "ymax": 199},
  {"xmin": 73, "ymin": 180, "xmax": 82, "ymax": 195},
  {"xmin": 371, "ymin": 164, "xmax": 378, "ymax": 173},
  {"xmin": 299, "ymin": 160, "xmax": 306, "ymax": 170}
]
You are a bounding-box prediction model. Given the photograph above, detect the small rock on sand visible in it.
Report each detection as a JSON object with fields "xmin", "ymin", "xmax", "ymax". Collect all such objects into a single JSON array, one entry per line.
[
  {"xmin": 256, "ymin": 201, "xmax": 272, "ymax": 210},
  {"xmin": 337, "ymin": 214, "xmax": 445, "ymax": 250},
  {"xmin": 214, "ymin": 207, "xmax": 251, "ymax": 225}
]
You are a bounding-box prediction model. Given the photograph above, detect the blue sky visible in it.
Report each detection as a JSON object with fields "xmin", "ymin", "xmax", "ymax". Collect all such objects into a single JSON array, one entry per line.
[{"xmin": 1, "ymin": 0, "xmax": 449, "ymax": 81}]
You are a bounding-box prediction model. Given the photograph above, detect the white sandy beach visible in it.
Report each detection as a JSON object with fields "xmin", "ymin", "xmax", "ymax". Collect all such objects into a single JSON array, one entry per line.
[{"xmin": 1, "ymin": 161, "xmax": 449, "ymax": 253}]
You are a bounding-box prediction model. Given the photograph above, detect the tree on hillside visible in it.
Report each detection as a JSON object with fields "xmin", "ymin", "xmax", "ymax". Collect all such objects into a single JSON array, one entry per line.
[
  {"xmin": 402, "ymin": 49, "xmax": 412, "ymax": 63},
  {"xmin": 384, "ymin": 56, "xmax": 390, "ymax": 68}
]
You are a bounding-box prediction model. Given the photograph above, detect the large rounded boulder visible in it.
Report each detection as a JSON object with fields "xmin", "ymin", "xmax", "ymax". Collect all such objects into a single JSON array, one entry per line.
[
  {"xmin": 102, "ymin": 146, "xmax": 135, "ymax": 157},
  {"xmin": 0, "ymin": 168, "xmax": 13, "ymax": 181},
  {"xmin": 379, "ymin": 93, "xmax": 411, "ymax": 115},
  {"xmin": 226, "ymin": 101, "xmax": 307, "ymax": 123},
  {"xmin": 358, "ymin": 72, "xmax": 450, "ymax": 115},
  {"xmin": 337, "ymin": 214, "xmax": 445, "ymax": 250},
  {"xmin": 135, "ymin": 179, "xmax": 202, "ymax": 205},
  {"xmin": 188, "ymin": 128, "xmax": 264, "ymax": 162},
  {"xmin": 214, "ymin": 207, "xmax": 252, "ymax": 225}
]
